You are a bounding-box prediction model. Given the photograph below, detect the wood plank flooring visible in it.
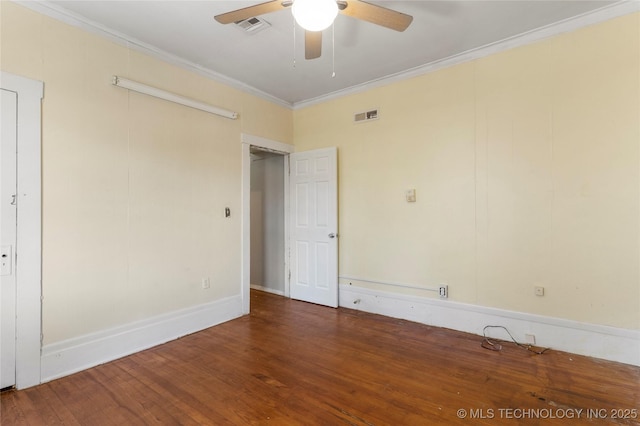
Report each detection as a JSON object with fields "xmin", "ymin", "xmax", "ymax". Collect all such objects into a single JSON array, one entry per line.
[{"xmin": 2, "ymin": 290, "xmax": 639, "ymax": 425}]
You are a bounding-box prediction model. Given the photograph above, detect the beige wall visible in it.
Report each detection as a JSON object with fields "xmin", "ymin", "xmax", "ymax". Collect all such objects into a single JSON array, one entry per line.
[
  {"xmin": 2, "ymin": 1, "xmax": 638, "ymax": 348},
  {"xmin": 1, "ymin": 2, "xmax": 292, "ymax": 344},
  {"xmin": 294, "ymin": 13, "xmax": 640, "ymax": 330}
]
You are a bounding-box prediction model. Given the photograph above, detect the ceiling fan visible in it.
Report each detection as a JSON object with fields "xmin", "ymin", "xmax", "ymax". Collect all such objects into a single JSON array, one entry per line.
[{"xmin": 214, "ymin": 0, "xmax": 413, "ymax": 60}]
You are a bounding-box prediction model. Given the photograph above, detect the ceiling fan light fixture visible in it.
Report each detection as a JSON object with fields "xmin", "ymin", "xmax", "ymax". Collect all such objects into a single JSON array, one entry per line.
[{"xmin": 292, "ymin": 0, "xmax": 338, "ymax": 32}]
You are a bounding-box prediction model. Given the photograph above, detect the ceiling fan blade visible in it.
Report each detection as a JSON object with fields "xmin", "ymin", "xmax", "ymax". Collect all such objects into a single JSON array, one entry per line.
[
  {"xmin": 214, "ymin": 1, "xmax": 290, "ymax": 24},
  {"xmin": 341, "ymin": 1, "xmax": 413, "ymax": 32},
  {"xmin": 305, "ymin": 31, "xmax": 322, "ymax": 60}
]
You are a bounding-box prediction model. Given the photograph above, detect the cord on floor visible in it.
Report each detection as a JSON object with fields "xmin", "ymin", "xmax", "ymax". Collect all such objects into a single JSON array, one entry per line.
[{"xmin": 481, "ymin": 325, "xmax": 550, "ymax": 355}]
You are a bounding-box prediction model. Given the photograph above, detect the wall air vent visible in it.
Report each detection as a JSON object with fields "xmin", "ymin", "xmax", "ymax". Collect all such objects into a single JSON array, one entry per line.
[
  {"xmin": 234, "ymin": 17, "xmax": 271, "ymax": 34},
  {"xmin": 354, "ymin": 109, "xmax": 379, "ymax": 123}
]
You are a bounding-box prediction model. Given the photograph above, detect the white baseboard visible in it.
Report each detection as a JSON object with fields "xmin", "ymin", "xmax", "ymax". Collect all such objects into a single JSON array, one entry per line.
[
  {"xmin": 340, "ymin": 284, "xmax": 640, "ymax": 366},
  {"xmin": 250, "ymin": 284, "xmax": 285, "ymax": 296},
  {"xmin": 41, "ymin": 294, "xmax": 243, "ymax": 382}
]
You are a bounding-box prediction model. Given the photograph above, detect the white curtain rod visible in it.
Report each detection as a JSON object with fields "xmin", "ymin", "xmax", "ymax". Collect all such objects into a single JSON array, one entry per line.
[{"xmin": 112, "ymin": 76, "xmax": 238, "ymax": 120}]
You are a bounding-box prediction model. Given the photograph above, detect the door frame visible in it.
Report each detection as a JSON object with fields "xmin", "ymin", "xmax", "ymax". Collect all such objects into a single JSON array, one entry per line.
[
  {"xmin": 240, "ymin": 133, "xmax": 294, "ymax": 314},
  {"xmin": 0, "ymin": 72, "xmax": 43, "ymax": 389}
]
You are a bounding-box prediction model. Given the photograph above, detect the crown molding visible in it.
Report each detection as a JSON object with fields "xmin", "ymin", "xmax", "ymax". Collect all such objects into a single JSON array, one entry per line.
[
  {"xmin": 13, "ymin": 0, "xmax": 639, "ymax": 112},
  {"xmin": 13, "ymin": 0, "xmax": 293, "ymax": 109},
  {"xmin": 293, "ymin": 0, "xmax": 640, "ymax": 110}
]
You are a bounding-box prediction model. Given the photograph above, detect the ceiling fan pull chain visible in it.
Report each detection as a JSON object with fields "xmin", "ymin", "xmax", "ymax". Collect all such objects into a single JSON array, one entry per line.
[
  {"xmin": 292, "ymin": 13, "xmax": 297, "ymax": 68},
  {"xmin": 331, "ymin": 22, "xmax": 336, "ymax": 78}
]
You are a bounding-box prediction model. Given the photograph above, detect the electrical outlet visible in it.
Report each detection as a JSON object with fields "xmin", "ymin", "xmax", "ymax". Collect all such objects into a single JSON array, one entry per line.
[
  {"xmin": 524, "ymin": 334, "xmax": 536, "ymax": 345},
  {"xmin": 202, "ymin": 278, "xmax": 210, "ymax": 289},
  {"xmin": 405, "ymin": 189, "xmax": 416, "ymax": 203},
  {"xmin": 439, "ymin": 285, "xmax": 448, "ymax": 299},
  {"xmin": 535, "ymin": 286, "xmax": 545, "ymax": 297}
]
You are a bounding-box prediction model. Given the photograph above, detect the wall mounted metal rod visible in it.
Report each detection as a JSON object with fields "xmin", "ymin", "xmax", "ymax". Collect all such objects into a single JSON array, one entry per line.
[{"xmin": 339, "ymin": 275, "xmax": 439, "ymax": 292}]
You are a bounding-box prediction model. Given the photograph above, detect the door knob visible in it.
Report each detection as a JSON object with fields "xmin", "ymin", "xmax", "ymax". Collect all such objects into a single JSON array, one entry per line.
[{"xmin": 328, "ymin": 233, "xmax": 337, "ymax": 239}]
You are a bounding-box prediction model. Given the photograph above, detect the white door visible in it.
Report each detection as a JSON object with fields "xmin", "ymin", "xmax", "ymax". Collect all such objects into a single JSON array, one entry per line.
[
  {"xmin": 1, "ymin": 89, "xmax": 18, "ymax": 389},
  {"xmin": 289, "ymin": 147, "xmax": 338, "ymax": 307}
]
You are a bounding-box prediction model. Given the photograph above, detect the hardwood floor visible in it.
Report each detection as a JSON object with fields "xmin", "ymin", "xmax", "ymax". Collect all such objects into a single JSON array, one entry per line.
[{"xmin": 2, "ymin": 290, "xmax": 639, "ymax": 425}]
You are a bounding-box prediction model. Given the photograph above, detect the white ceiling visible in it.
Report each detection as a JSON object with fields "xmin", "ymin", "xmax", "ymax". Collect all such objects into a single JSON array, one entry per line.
[{"xmin": 35, "ymin": 1, "xmax": 621, "ymax": 106}]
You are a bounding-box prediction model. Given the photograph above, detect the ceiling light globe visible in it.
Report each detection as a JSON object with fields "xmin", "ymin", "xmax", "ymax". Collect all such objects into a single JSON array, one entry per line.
[{"xmin": 292, "ymin": 0, "xmax": 338, "ymax": 32}]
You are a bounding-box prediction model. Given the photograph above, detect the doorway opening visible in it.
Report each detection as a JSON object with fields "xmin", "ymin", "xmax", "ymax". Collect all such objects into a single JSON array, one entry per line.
[
  {"xmin": 240, "ymin": 134, "xmax": 294, "ymax": 314},
  {"xmin": 240, "ymin": 134, "xmax": 339, "ymax": 313},
  {"xmin": 249, "ymin": 147, "xmax": 287, "ymax": 297}
]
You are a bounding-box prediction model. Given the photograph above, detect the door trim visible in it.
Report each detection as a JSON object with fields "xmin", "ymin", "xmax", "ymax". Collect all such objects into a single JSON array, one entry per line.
[
  {"xmin": 0, "ymin": 72, "xmax": 43, "ymax": 389},
  {"xmin": 240, "ymin": 134, "xmax": 294, "ymax": 314}
]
